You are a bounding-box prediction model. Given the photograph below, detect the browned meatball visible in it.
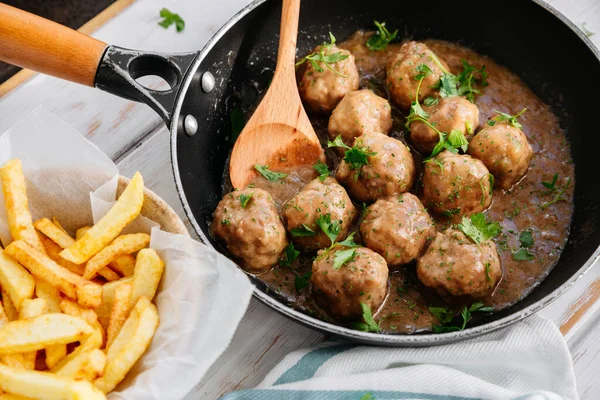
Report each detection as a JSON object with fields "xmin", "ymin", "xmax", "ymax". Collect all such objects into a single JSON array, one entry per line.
[
  {"xmin": 212, "ymin": 188, "xmax": 288, "ymax": 274},
  {"xmin": 386, "ymin": 41, "xmax": 450, "ymax": 110},
  {"xmin": 360, "ymin": 193, "xmax": 435, "ymax": 266},
  {"xmin": 311, "ymin": 246, "xmax": 388, "ymax": 319},
  {"xmin": 423, "ymin": 151, "xmax": 492, "ymax": 218},
  {"xmin": 416, "ymin": 229, "xmax": 501, "ymax": 299},
  {"xmin": 328, "ymin": 89, "xmax": 392, "ymax": 149},
  {"xmin": 336, "ymin": 132, "xmax": 415, "ymax": 203},
  {"xmin": 282, "ymin": 177, "xmax": 357, "ymax": 251},
  {"xmin": 468, "ymin": 123, "xmax": 534, "ymax": 190},
  {"xmin": 410, "ymin": 97, "xmax": 480, "ymax": 154},
  {"xmin": 298, "ymin": 45, "xmax": 359, "ymax": 113}
]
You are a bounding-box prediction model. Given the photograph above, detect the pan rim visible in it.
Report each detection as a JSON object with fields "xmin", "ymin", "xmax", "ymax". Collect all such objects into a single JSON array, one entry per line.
[{"xmin": 170, "ymin": 0, "xmax": 600, "ymax": 345}]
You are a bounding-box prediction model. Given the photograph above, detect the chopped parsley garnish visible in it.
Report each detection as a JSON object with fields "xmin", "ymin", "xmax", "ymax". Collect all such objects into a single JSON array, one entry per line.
[
  {"xmin": 582, "ymin": 22, "xmax": 596, "ymax": 38},
  {"xmin": 456, "ymin": 60, "xmax": 488, "ymax": 102},
  {"xmin": 513, "ymin": 248, "xmax": 535, "ymax": 261},
  {"xmin": 540, "ymin": 177, "xmax": 571, "ymax": 209},
  {"xmin": 353, "ymin": 302, "xmax": 381, "ymax": 332},
  {"xmin": 333, "ymin": 248, "xmax": 357, "ymax": 270},
  {"xmin": 254, "ymin": 165, "xmax": 288, "ymax": 182},
  {"xmin": 430, "ymin": 302, "xmax": 493, "ymax": 333},
  {"xmin": 279, "ymin": 242, "xmax": 300, "ymax": 268},
  {"xmin": 328, "ymin": 135, "xmax": 376, "ymax": 178},
  {"xmin": 239, "ymin": 193, "xmax": 252, "ymax": 208},
  {"xmin": 519, "ymin": 231, "xmax": 534, "ymax": 248},
  {"xmin": 290, "ymin": 224, "xmax": 317, "ymax": 237},
  {"xmin": 487, "ymin": 108, "xmax": 527, "ymax": 129},
  {"xmin": 316, "ymin": 214, "xmax": 341, "ymax": 245},
  {"xmin": 458, "ymin": 213, "xmax": 502, "ymax": 244},
  {"xmin": 221, "ymin": 219, "xmax": 230, "ymax": 226},
  {"xmin": 294, "ymin": 272, "xmax": 311, "ymax": 292},
  {"xmin": 366, "ymin": 21, "xmax": 398, "ymax": 51},
  {"xmin": 230, "ymin": 107, "xmax": 244, "ymax": 142},
  {"xmin": 295, "ymin": 33, "xmax": 349, "ymax": 77},
  {"xmin": 542, "ymin": 173, "xmax": 559, "ymax": 192},
  {"xmin": 313, "ymin": 162, "xmax": 330, "ymax": 182},
  {"xmin": 158, "ymin": 8, "xmax": 185, "ymax": 32}
]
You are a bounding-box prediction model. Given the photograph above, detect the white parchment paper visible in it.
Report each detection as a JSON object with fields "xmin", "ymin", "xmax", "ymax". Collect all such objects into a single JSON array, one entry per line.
[{"xmin": 0, "ymin": 107, "xmax": 255, "ymax": 400}]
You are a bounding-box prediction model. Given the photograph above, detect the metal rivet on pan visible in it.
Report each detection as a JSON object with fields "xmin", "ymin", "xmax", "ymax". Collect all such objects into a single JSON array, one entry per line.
[
  {"xmin": 201, "ymin": 71, "xmax": 215, "ymax": 93},
  {"xmin": 184, "ymin": 115, "xmax": 198, "ymax": 136}
]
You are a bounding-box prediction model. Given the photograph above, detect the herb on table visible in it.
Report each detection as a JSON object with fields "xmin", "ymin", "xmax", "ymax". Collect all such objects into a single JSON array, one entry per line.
[
  {"xmin": 313, "ymin": 162, "xmax": 330, "ymax": 182},
  {"xmin": 279, "ymin": 243, "xmax": 300, "ymax": 268},
  {"xmin": 333, "ymin": 248, "xmax": 357, "ymax": 270},
  {"xmin": 230, "ymin": 107, "xmax": 245, "ymax": 142},
  {"xmin": 456, "ymin": 60, "xmax": 488, "ymax": 102},
  {"xmin": 239, "ymin": 193, "xmax": 252, "ymax": 208},
  {"xmin": 158, "ymin": 8, "xmax": 185, "ymax": 32},
  {"xmin": 458, "ymin": 212, "xmax": 502, "ymax": 244},
  {"xmin": 290, "ymin": 224, "xmax": 317, "ymax": 237},
  {"xmin": 295, "ymin": 272, "xmax": 311, "ymax": 292},
  {"xmin": 254, "ymin": 165, "xmax": 288, "ymax": 182},
  {"xmin": 316, "ymin": 213, "xmax": 341, "ymax": 245},
  {"xmin": 582, "ymin": 22, "xmax": 596, "ymax": 38},
  {"xmin": 328, "ymin": 135, "xmax": 377, "ymax": 179},
  {"xmin": 366, "ymin": 21, "xmax": 398, "ymax": 51},
  {"xmin": 540, "ymin": 177, "xmax": 571, "ymax": 209},
  {"xmin": 487, "ymin": 108, "xmax": 527, "ymax": 129},
  {"xmin": 295, "ymin": 33, "xmax": 349, "ymax": 77},
  {"xmin": 430, "ymin": 302, "xmax": 493, "ymax": 332},
  {"xmin": 353, "ymin": 302, "xmax": 381, "ymax": 332}
]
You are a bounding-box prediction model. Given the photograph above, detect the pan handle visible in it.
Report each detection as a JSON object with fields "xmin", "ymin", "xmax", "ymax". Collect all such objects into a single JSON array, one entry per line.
[{"xmin": 0, "ymin": 3, "xmax": 197, "ymax": 126}]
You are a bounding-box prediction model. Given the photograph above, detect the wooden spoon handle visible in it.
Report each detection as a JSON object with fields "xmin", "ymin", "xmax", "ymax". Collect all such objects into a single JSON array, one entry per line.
[
  {"xmin": 275, "ymin": 0, "xmax": 301, "ymax": 79},
  {"xmin": 0, "ymin": 3, "xmax": 107, "ymax": 87}
]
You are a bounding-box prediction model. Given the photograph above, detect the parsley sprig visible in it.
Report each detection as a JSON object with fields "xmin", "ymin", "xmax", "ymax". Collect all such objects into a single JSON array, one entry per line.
[
  {"xmin": 333, "ymin": 248, "xmax": 356, "ymax": 270},
  {"xmin": 295, "ymin": 33, "xmax": 349, "ymax": 77},
  {"xmin": 158, "ymin": 8, "xmax": 185, "ymax": 32},
  {"xmin": 542, "ymin": 173, "xmax": 559, "ymax": 193},
  {"xmin": 366, "ymin": 21, "xmax": 398, "ymax": 51},
  {"xmin": 254, "ymin": 165, "xmax": 288, "ymax": 182},
  {"xmin": 458, "ymin": 213, "xmax": 502, "ymax": 244},
  {"xmin": 313, "ymin": 162, "xmax": 330, "ymax": 182},
  {"xmin": 328, "ymin": 136, "xmax": 377, "ymax": 180},
  {"xmin": 316, "ymin": 214, "xmax": 341, "ymax": 245},
  {"xmin": 290, "ymin": 224, "xmax": 317, "ymax": 237},
  {"xmin": 431, "ymin": 57, "xmax": 488, "ymax": 103},
  {"xmin": 487, "ymin": 108, "xmax": 527, "ymax": 129},
  {"xmin": 279, "ymin": 242, "xmax": 300, "ymax": 268},
  {"xmin": 540, "ymin": 176, "xmax": 571, "ymax": 209},
  {"xmin": 513, "ymin": 230, "xmax": 535, "ymax": 261},
  {"xmin": 429, "ymin": 303, "xmax": 493, "ymax": 332},
  {"xmin": 295, "ymin": 272, "xmax": 311, "ymax": 292},
  {"xmin": 353, "ymin": 302, "xmax": 381, "ymax": 332}
]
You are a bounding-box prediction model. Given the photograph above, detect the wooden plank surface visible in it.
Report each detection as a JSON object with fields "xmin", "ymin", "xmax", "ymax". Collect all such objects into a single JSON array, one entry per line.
[{"xmin": 0, "ymin": 0, "xmax": 599, "ymax": 399}]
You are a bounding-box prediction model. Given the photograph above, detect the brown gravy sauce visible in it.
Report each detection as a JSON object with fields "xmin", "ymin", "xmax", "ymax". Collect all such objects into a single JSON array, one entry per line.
[{"xmin": 236, "ymin": 32, "xmax": 575, "ymax": 333}]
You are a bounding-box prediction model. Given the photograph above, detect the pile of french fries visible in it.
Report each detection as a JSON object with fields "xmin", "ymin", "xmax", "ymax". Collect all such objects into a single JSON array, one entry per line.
[{"xmin": 0, "ymin": 159, "xmax": 164, "ymax": 399}]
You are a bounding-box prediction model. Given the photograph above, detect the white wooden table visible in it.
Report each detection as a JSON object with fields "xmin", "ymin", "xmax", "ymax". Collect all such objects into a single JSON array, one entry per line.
[{"xmin": 1, "ymin": 0, "xmax": 599, "ymax": 398}]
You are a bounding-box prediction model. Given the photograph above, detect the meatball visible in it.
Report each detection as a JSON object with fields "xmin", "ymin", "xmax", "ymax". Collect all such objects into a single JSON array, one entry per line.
[
  {"xmin": 386, "ymin": 42, "xmax": 450, "ymax": 110},
  {"xmin": 328, "ymin": 89, "xmax": 392, "ymax": 149},
  {"xmin": 416, "ymin": 229, "xmax": 501, "ymax": 298},
  {"xmin": 336, "ymin": 132, "xmax": 415, "ymax": 203},
  {"xmin": 423, "ymin": 151, "xmax": 492, "ymax": 218},
  {"xmin": 212, "ymin": 188, "xmax": 288, "ymax": 274},
  {"xmin": 468, "ymin": 122, "xmax": 533, "ymax": 190},
  {"xmin": 298, "ymin": 44, "xmax": 359, "ymax": 113},
  {"xmin": 282, "ymin": 177, "xmax": 357, "ymax": 251},
  {"xmin": 311, "ymin": 246, "xmax": 388, "ymax": 319},
  {"xmin": 410, "ymin": 96, "xmax": 480, "ymax": 154},
  {"xmin": 360, "ymin": 193, "xmax": 435, "ymax": 266}
]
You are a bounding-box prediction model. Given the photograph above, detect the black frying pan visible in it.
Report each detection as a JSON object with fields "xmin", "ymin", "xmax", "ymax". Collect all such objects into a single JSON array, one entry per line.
[{"xmin": 1, "ymin": 0, "xmax": 599, "ymax": 346}]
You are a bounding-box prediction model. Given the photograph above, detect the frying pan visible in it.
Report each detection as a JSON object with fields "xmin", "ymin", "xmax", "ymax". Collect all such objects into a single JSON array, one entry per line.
[{"xmin": 1, "ymin": 0, "xmax": 599, "ymax": 346}]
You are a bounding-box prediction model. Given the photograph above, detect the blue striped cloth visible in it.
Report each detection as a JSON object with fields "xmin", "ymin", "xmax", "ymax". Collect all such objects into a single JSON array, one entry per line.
[{"xmin": 221, "ymin": 315, "xmax": 577, "ymax": 400}]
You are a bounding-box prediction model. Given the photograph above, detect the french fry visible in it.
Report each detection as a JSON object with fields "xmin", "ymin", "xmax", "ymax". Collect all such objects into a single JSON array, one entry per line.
[
  {"xmin": 0, "ymin": 301, "xmax": 25, "ymax": 370},
  {"xmin": 54, "ymin": 349, "xmax": 106, "ymax": 381},
  {"xmin": 95, "ymin": 297, "xmax": 159, "ymax": 393},
  {"xmin": 75, "ymin": 226, "xmax": 91, "ymax": 241},
  {"xmin": 95, "ymin": 278, "xmax": 132, "ymax": 330},
  {"xmin": 34, "ymin": 218, "xmax": 75, "ymax": 250},
  {"xmin": 60, "ymin": 172, "xmax": 144, "ymax": 264},
  {"xmin": 106, "ymin": 282, "xmax": 132, "ymax": 349},
  {"xmin": 60, "ymin": 299, "xmax": 105, "ymax": 346},
  {"xmin": 4, "ymin": 241, "xmax": 102, "ymax": 308},
  {"xmin": 83, "ymin": 233, "xmax": 150, "ymax": 280},
  {"xmin": 97, "ymin": 267, "xmax": 120, "ymax": 282},
  {"xmin": 18, "ymin": 298, "xmax": 47, "ymax": 370},
  {"xmin": 35, "ymin": 280, "xmax": 68, "ymax": 369},
  {"xmin": 0, "ymin": 364, "xmax": 106, "ymax": 400},
  {"xmin": 130, "ymin": 249, "xmax": 164, "ymax": 308},
  {"xmin": 2, "ymin": 289, "xmax": 18, "ymax": 321},
  {"xmin": 52, "ymin": 217, "xmax": 68, "ymax": 235},
  {"xmin": 0, "ymin": 249, "xmax": 35, "ymax": 311},
  {"xmin": 50, "ymin": 329, "xmax": 103, "ymax": 373},
  {"xmin": 109, "ymin": 254, "xmax": 136, "ymax": 277},
  {"xmin": 0, "ymin": 160, "xmax": 45, "ymax": 254},
  {"xmin": 0, "ymin": 393, "xmax": 35, "ymax": 399},
  {"xmin": 40, "ymin": 235, "xmax": 85, "ymax": 276},
  {"xmin": 0, "ymin": 314, "xmax": 94, "ymax": 353}
]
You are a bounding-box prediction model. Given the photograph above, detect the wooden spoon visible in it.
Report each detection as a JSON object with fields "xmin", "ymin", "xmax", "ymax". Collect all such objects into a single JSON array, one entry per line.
[{"xmin": 229, "ymin": 0, "xmax": 325, "ymax": 189}]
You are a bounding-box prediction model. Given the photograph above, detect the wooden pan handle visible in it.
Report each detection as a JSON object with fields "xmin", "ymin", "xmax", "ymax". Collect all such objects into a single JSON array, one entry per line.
[{"xmin": 0, "ymin": 3, "xmax": 108, "ymax": 87}]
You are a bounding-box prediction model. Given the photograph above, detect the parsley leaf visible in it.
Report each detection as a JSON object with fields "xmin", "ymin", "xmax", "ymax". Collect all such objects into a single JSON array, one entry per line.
[
  {"xmin": 328, "ymin": 135, "xmax": 376, "ymax": 177},
  {"xmin": 239, "ymin": 193, "xmax": 252, "ymax": 208},
  {"xmin": 429, "ymin": 306, "xmax": 454, "ymax": 325},
  {"xmin": 423, "ymin": 96, "xmax": 439, "ymax": 106},
  {"xmin": 456, "ymin": 60, "xmax": 488, "ymax": 102},
  {"xmin": 353, "ymin": 302, "xmax": 381, "ymax": 332},
  {"xmin": 337, "ymin": 231, "xmax": 361, "ymax": 248},
  {"xmin": 296, "ymin": 32, "xmax": 349, "ymax": 77},
  {"xmin": 541, "ymin": 177, "xmax": 571, "ymax": 209},
  {"xmin": 414, "ymin": 64, "xmax": 433, "ymax": 80},
  {"xmin": 158, "ymin": 8, "xmax": 185, "ymax": 32},
  {"xmin": 333, "ymin": 248, "xmax": 357, "ymax": 270},
  {"xmin": 230, "ymin": 107, "xmax": 244, "ymax": 142},
  {"xmin": 447, "ymin": 129, "xmax": 469, "ymax": 152},
  {"xmin": 436, "ymin": 73, "xmax": 459, "ymax": 98},
  {"xmin": 513, "ymin": 248, "xmax": 535, "ymax": 261},
  {"xmin": 430, "ymin": 302, "xmax": 493, "ymax": 332},
  {"xmin": 279, "ymin": 243, "xmax": 300, "ymax": 268},
  {"xmin": 542, "ymin": 173, "xmax": 559, "ymax": 191},
  {"xmin": 254, "ymin": 165, "xmax": 288, "ymax": 182},
  {"xmin": 519, "ymin": 231, "xmax": 534, "ymax": 248},
  {"xmin": 295, "ymin": 272, "xmax": 311, "ymax": 292},
  {"xmin": 487, "ymin": 108, "xmax": 527, "ymax": 129},
  {"xmin": 290, "ymin": 224, "xmax": 317, "ymax": 237},
  {"xmin": 313, "ymin": 162, "xmax": 330, "ymax": 182},
  {"xmin": 316, "ymin": 214, "xmax": 341, "ymax": 245},
  {"xmin": 366, "ymin": 21, "xmax": 398, "ymax": 51},
  {"xmin": 458, "ymin": 213, "xmax": 502, "ymax": 244}
]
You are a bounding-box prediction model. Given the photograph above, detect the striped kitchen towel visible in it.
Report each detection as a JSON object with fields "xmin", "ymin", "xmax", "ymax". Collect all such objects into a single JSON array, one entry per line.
[{"xmin": 220, "ymin": 314, "xmax": 577, "ymax": 400}]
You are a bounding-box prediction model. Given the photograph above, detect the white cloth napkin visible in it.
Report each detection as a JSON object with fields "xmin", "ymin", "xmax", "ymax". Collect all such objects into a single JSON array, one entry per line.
[{"xmin": 219, "ymin": 314, "xmax": 577, "ymax": 400}]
